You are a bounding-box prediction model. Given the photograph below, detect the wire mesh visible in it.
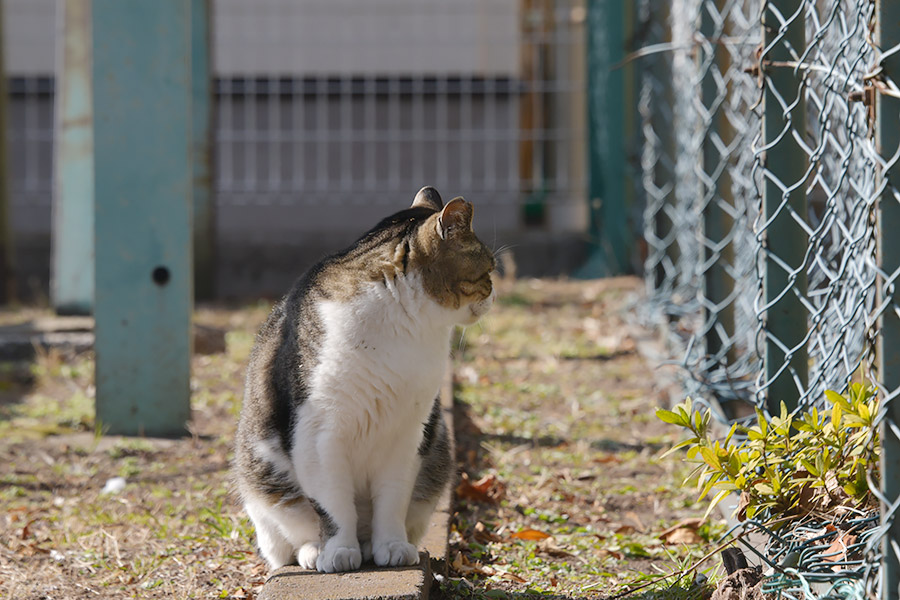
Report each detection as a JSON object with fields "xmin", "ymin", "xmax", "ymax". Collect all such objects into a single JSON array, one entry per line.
[{"xmin": 637, "ymin": 0, "xmax": 898, "ymax": 596}]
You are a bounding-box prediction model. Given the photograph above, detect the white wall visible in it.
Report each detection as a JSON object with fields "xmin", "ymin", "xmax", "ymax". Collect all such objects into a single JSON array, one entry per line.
[
  {"xmin": 3, "ymin": 0, "xmax": 56, "ymax": 75},
  {"xmin": 3, "ymin": 0, "xmax": 520, "ymax": 76},
  {"xmin": 212, "ymin": 0, "xmax": 520, "ymax": 76}
]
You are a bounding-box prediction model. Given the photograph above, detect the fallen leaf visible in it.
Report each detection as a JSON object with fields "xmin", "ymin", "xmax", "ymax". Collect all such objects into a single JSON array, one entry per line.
[
  {"xmin": 595, "ymin": 548, "xmax": 623, "ymax": 560},
  {"xmin": 613, "ymin": 524, "xmax": 636, "ymax": 535},
  {"xmin": 540, "ymin": 544, "xmax": 574, "ymax": 558},
  {"xmin": 823, "ymin": 531, "xmax": 858, "ymax": 565},
  {"xmin": 624, "ymin": 511, "xmax": 646, "ymax": 532},
  {"xmin": 594, "ymin": 454, "xmax": 621, "ymax": 464},
  {"xmin": 657, "ymin": 517, "xmax": 705, "ymax": 540},
  {"xmin": 736, "ymin": 491, "xmax": 751, "ymax": 521},
  {"xmin": 510, "ymin": 528, "xmax": 551, "ymax": 541},
  {"xmin": 498, "ymin": 570, "xmax": 528, "ymax": 584},
  {"xmin": 473, "ymin": 521, "xmax": 502, "ymax": 543},
  {"xmin": 456, "ymin": 473, "xmax": 505, "ymax": 504},
  {"xmin": 660, "ymin": 527, "xmax": 703, "ymax": 545}
]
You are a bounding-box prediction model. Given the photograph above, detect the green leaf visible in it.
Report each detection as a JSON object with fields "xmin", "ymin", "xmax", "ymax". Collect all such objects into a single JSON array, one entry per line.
[
  {"xmin": 857, "ymin": 401, "xmax": 870, "ymax": 423},
  {"xmin": 656, "ymin": 408, "xmax": 682, "ymax": 425},
  {"xmin": 659, "ymin": 438, "xmax": 697, "ymax": 459},
  {"xmin": 799, "ymin": 458, "xmax": 818, "ymax": 477},
  {"xmin": 757, "ymin": 411, "xmax": 768, "ymax": 436},
  {"xmin": 754, "ymin": 482, "xmax": 775, "ymax": 495},
  {"xmin": 703, "ymin": 489, "xmax": 731, "ymax": 521},
  {"xmin": 825, "ymin": 389, "xmax": 852, "ymax": 410},
  {"xmin": 699, "ymin": 447, "xmax": 720, "ymax": 469},
  {"xmin": 831, "ymin": 402, "xmax": 842, "ymax": 429}
]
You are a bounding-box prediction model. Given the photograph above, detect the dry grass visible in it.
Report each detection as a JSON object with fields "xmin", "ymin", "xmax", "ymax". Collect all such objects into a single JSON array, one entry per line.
[
  {"xmin": 0, "ymin": 303, "xmax": 271, "ymax": 599},
  {"xmin": 441, "ymin": 277, "xmax": 721, "ymax": 599},
  {"xmin": 0, "ymin": 279, "xmax": 720, "ymax": 600}
]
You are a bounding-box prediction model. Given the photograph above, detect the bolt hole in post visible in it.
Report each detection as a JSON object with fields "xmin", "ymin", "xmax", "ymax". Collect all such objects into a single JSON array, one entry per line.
[{"xmin": 152, "ymin": 266, "xmax": 171, "ymax": 286}]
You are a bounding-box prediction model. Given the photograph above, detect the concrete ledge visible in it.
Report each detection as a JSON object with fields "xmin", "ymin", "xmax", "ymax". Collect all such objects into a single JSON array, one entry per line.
[{"xmin": 260, "ymin": 552, "xmax": 432, "ymax": 600}]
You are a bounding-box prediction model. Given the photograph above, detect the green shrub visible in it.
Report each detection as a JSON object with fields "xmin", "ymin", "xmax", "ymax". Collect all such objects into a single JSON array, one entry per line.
[{"xmin": 656, "ymin": 383, "xmax": 880, "ymax": 523}]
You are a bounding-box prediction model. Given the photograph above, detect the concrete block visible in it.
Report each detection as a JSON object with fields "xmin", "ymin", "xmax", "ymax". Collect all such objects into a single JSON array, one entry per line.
[{"xmin": 259, "ymin": 552, "xmax": 431, "ymax": 600}]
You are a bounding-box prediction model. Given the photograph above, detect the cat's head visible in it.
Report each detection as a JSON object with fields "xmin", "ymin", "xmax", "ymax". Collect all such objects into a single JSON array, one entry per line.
[{"xmin": 409, "ymin": 187, "xmax": 496, "ymax": 325}]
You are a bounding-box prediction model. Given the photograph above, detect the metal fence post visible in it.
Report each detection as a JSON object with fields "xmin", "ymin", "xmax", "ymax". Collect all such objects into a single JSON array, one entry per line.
[
  {"xmin": 191, "ymin": 0, "xmax": 214, "ymax": 301},
  {"xmin": 700, "ymin": 0, "xmax": 737, "ymax": 372},
  {"xmin": 646, "ymin": 0, "xmax": 678, "ymax": 292},
  {"xmin": 583, "ymin": 0, "xmax": 630, "ymax": 276},
  {"xmin": 760, "ymin": 0, "xmax": 808, "ymax": 414},
  {"xmin": 52, "ymin": 0, "xmax": 94, "ymax": 315},
  {"xmin": 93, "ymin": 1, "xmax": 193, "ymax": 436},
  {"xmin": 876, "ymin": 2, "xmax": 900, "ymax": 597},
  {"xmin": 0, "ymin": 5, "xmax": 14, "ymax": 304}
]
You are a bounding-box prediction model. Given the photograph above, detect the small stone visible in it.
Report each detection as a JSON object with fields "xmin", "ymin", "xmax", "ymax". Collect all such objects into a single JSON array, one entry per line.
[{"xmin": 101, "ymin": 477, "xmax": 127, "ymax": 495}]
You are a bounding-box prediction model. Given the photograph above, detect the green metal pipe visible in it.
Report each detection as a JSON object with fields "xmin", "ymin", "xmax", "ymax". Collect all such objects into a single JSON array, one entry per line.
[
  {"xmin": 876, "ymin": 2, "xmax": 900, "ymax": 597},
  {"xmin": 192, "ymin": 0, "xmax": 215, "ymax": 301},
  {"xmin": 93, "ymin": 0, "xmax": 193, "ymax": 437},
  {"xmin": 700, "ymin": 0, "xmax": 737, "ymax": 370},
  {"xmin": 761, "ymin": 0, "xmax": 808, "ymax": 414},
  {"xmin": 583, "ymin": 0, "xmax": 630, "ymax": 276},
  {"xmin": 52, "ymin": 0, "xmax": 94, "ymax": 315}
]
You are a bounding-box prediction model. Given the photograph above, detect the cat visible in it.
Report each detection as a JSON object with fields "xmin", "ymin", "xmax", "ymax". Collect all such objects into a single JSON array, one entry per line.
[{"xmin": 233, "ymin": 187, "xmax": 495, "ymax": 573}]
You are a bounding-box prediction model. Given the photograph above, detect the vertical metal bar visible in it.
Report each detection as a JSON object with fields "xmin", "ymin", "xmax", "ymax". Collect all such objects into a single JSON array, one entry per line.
[
  {"xmin": 583, "ymin": 0, "xmax": 629, "ymax": 276},
  {"xmin": 701, "ymin": 0, "xmax": 737, "ymax": 370},
  {"xmin": 191, "ymin": 0, "xmax": 214, "ymax": 300},
  {"xmin": 877, "ymin": 2, "xmax": 900, "ymax": 596},
  {"xmin": 93, "ymin": 0, "xmax": 192, "ymax": 437},
  {"xmin": 649, "ymin": 0, "xmax": 678, "ymax": 290},
  {"xmin": 0, "ymin": 4, "xmax": 14, "ymax": 304},
  {"xmin": 761, "ymin": 0, "xmax": 807, "ymax": 413},
  {"xmin": 52, "ymin": 0, "xmax": 94, "ymax": 315}
]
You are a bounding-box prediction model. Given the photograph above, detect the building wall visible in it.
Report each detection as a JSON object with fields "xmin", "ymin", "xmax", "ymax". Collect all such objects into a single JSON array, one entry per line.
[{"xmin": 3, "ymin": 0, "xmax": 588, "ymax": 299}]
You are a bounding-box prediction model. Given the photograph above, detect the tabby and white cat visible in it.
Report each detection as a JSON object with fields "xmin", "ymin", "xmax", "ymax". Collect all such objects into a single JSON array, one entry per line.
[{"xmin": 234, "ymin": 187, "xmax": 495, "ymax": 573}]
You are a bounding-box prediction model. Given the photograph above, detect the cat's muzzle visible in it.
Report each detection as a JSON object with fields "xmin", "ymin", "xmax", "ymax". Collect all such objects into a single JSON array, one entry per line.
[{"xmin": 467, "ymin": 288, "xmax": 495, "ymax": 322}]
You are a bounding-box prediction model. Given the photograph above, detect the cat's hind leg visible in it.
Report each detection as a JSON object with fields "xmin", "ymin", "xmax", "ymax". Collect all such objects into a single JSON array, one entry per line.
[
  {"xmin": 293, "ymin": 435, "xmax": 363, "ymax": 573},
  {"xmin": 245, "ymin": 499, "xmax": 295, "ymax": 570},
  {"xmin": 406, "ymin": 498, "xmax": 439, "ymax": 547},
  {"xmin": 245, "ymin": 497, "xmax": 322, "ymax": 570}
]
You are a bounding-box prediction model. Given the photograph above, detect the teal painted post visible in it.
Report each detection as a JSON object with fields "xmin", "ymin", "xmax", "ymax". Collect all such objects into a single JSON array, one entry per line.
[
  {"xmin": 0, "ymin": 5, "xmax": 14, "ymax": 304},
  {"xmin": 52, "ymin": 0, "xmax": 94, "ymax": 315},
  {"xmin": 700, "ymin": 0, "xmax": 736, "ymax": 368},
  {"xmin": 761, "ymin": 0, "xmax": 807, "ymax": 414},
  {"xmin": 93, "ymin": 1, "xmax": 193, "ymax": 436},
  {"xmin": 192, "ymin": 0, "xmax": 215, "ymax": 301},
  {"xmin": 583, "ymin": 0, "xmax": 629, "ymax": 276},
  {"xmin": 877, "ymin": 2, "xmax": 900, "ymax": 597}
]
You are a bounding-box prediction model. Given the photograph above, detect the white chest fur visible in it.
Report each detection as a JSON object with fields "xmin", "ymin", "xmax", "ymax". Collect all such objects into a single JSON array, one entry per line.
[{"xmin": 303, "ymin": 274, "xmax": 453, "ymax": 449}]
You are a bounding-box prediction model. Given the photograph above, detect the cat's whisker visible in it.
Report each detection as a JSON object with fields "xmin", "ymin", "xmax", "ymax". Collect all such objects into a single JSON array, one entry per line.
[{"xmin": 457, "ymin": 326, "xmax": 468, "ymax": 353}]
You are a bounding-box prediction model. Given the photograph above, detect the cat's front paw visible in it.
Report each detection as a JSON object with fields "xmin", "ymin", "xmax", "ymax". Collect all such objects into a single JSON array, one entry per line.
[
  {"xmin": 373, "ymin": 540, "xmax": 419, "ymax": 567},
  {"xmin": 316, "ymin": 541, "xmax": 362, "ymax": 573},
  {"xmin": 297, "ymin": 542, "xmax": 320, "ymax": 570}
]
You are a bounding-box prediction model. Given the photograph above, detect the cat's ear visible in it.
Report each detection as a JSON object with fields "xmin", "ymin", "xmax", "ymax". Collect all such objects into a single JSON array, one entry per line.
[
  {"xmin": 412, "ymin": 186, "xmax": 444, "ymax": 211},
  {"xmin": 437, "ymin": 197, "xmax": 473, "ymax": 240}
]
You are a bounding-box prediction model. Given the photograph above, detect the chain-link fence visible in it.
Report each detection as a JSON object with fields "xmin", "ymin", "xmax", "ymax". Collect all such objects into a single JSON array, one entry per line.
[{"xmin": 636, "ymin": 0, "xmax": 900, "ymax": 596}]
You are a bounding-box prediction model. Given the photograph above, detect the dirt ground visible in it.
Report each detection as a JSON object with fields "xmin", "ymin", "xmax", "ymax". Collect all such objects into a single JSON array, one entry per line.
[
  {"xmin": 0, "ymin": 278, "xmax": 719, "ymax": 599},
  {"xmin": 440, "ymin": 277, "xmax": 720, "ymax": 599}
]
